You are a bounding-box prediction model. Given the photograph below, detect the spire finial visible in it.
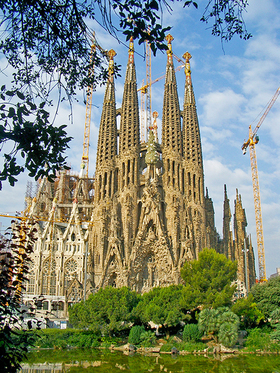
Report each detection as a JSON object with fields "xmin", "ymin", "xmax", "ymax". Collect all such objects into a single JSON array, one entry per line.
[
  {"xmin": 108, "ymin": 49, "xmax": 116, "ymax": 77},
  {"xmin": 165, "ymin": 34, "xmax": 174, "ymax": 63},
  {"xmin": 183, "ymin": 51, "xmax": 192, "ymax": 77},
  {"xmin": 128, "ymin": 36, "xmax": 134, "ymax": 63}
]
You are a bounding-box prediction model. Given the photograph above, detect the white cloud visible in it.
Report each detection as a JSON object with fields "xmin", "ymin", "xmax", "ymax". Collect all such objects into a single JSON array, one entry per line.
[{"xmin": 199, "ymin": 89, "xmax": 245, "ymax": 127}]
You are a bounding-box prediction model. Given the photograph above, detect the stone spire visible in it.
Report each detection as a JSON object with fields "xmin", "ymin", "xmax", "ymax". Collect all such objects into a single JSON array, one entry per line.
[
  {"xmin": 234, "ymin": 189, "xmax": 249, "ymax": 293},
  {"xmin": 205, "ymin": 187, "xmax": 219, "ymax": 249},
  {"xmin": 119, "ymin": 37, "xmax": 140, "ymax": 155},
  {"xmin": 95, "ymin": 49, "xmax": 117, "ymax": 201},
  {"xmin": 161, "ymin": 34, "xmax": 182, "ymax": 155},
  {"xmin": 222, "ymin": 184, "xmax": 233, "ymax": 259},
  {"xmin": 118, "ymin": 37, "xmax": 140, "ymax": 259},
  {"xmin": 182, "ymin": 52, "xmax": 203, "ymax": 166}
]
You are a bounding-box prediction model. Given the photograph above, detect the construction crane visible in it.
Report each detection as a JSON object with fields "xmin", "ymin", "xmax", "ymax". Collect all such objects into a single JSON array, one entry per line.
[
  {"xmin": 81, "ymin": 33, "xmax": 108, "ymax": 178},
  {"xmin": 138, "ymin": 60, "xmax": 184, "ymax": 142},
  {"xmin": 242, "ymin": 87, "xmax": 280, "ymax": 282}
]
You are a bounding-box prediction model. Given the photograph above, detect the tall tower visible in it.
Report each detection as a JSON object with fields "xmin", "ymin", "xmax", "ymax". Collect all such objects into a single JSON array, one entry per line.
[
  {"xmin": 233, "ymin": 189, "xmax": 256, "ymax": 295},
  {"xmin": 222, "ymin": 184, "xmax": 234, "ymax": 260},
  {"xmin": 182, "ymin": 51, "xmax": 206, "ymax": 258},
  {"xmin": 91, "ymin": 49, "xmax": 118, "ymax": 287},
  {"xmin": 118, "ymin": 37, "xmax": 141, "ymax": 260},
  {"xmin": 161, "ymin": 35, "xmax": 184, "ymax": 264}
]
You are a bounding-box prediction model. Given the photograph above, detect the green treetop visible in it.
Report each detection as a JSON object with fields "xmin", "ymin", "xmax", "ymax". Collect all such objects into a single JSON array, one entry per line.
[{"xmin": 181, "ymin": 248, "xmax": 237, "ymax": 308}]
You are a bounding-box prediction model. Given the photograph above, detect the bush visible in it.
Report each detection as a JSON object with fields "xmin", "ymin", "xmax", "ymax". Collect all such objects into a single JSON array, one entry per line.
[
  {"xmin": 198, "ymin": 307, "xmax": 239, "ymax": 345},
  {"xmin": 31, "ymin": 329, "xmax": 99, "ymax": 349},
  {"xmin": 160, "ymin": 337, "xmax": 205, "ymax": 352},
  {"xmin": 182, "ymin": 324, "xmax": 202, "ymax": 342},
  {"xmin": 245, "ymin": 328, "xmax": 271, "ymax": 351},
  {"xmin": 218, "ymin": 322, "xmax": 239, "ymax": 347},
  {"xmin": 128, "ymin": 325, "xmax": 145, "ymax": 345},
  {"xmin": 271, "ymin": 325, "xmax": 280, "ymax": 341},
  {"xmin": 140, "ymin": 330, "xmax": 156, "ymax": 347}
]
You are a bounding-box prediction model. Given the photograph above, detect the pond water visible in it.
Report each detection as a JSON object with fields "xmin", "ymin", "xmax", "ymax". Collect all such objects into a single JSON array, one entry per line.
[{"xmin": 20, "ymin": 349, "xmax": 280, "ymax": 373}]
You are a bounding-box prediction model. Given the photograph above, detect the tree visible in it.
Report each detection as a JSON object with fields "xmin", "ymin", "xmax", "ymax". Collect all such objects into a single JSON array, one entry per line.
[
  {"xmin": 250, "ymin": 277, "xmax": 280, "ymax": 319},
  {"xmin": 181, "ymin": 248, "xmax": 237, "ymax": 308},
  {"xmin": 0, "ymin": 219, "xmax": 38, "ymax": 372},
  {"xmin": 0, "ymin": 0, "xmax": 251, "ymax": 188},
  {"xmin": 132, "ymin": 285, "xmax": 191, "ymax": 332},
  {"xmin": 69, "ymin": 286, "xmax": 140, "ymax": 336},
  {"xmin": 198, "ymin": 307, "xmax": 239, "ymax": 347},
  {"xmin": 231, "ymin": 293, "xmax": 265, "ymax": 329}
]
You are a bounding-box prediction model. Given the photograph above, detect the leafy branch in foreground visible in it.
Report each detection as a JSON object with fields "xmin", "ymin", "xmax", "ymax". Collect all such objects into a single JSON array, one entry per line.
[
  {"xmin": 200, "ymin": 0, "xmax": 252, "ymax": 41},
  {"xmin": 0, "ymin": 86, "xmax": 72, "ymax": 189},
  {"xmin": 0, "ymin": 219, "xmax": 38, "ymax": 373}
]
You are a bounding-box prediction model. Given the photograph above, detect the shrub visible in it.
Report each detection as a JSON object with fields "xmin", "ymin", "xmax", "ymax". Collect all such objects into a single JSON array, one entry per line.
[
  {"xmin": 182, "ymin": 324, "xmax": 202, "ymax": 342},
  {"xmin": 218, "ymin": 322, "xmax": 239, "ymax": 347},
  {"xmin": 160, "ymin": 337, "xmax": 205, "ymax": 352},
  {"xmin": 128, "ymin": 325, "xmax": 145, "ymax": 345},
  {"xmin": 271, "ymin": 325, "xmax": 280, "ymax": 341},
  {"xmin": 245, "ymin": 328, "xmax": 271, "ymax": 351},
  {"xmin": 198, "ymin": 307, "xmax": 239, "ymax": 345},
  {"xmin": 140, "ymin": 330, "xmax": 156, "ymax": 347}
]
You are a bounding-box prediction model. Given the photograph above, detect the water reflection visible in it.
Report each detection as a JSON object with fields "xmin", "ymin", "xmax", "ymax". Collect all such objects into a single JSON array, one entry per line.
[{"xmin": 20, "ymin": 349, "xmax": 280, "ymax": 373}]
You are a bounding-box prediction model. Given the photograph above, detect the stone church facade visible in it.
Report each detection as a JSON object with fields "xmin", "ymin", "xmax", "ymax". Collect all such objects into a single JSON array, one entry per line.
[{"xmin": 22, "ymin": 36, "xmax": 256, "ymax": 317}]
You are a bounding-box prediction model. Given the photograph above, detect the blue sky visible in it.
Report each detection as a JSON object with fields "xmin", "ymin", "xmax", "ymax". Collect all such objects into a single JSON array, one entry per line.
[{"xmin": 1, "ymin": 0, "xmax": 280, "ymax": 278}]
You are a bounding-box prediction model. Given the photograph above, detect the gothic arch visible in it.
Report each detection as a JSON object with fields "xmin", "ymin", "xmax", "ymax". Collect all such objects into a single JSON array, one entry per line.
[{"xmin": 41, "ymin": 257, "xmax": 56, "ymax": 295}]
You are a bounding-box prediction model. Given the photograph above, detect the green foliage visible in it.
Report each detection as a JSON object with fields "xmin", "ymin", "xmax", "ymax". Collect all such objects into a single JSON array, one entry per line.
[
  {"xmin": 182, "ymin": 324, "xmax": 202, "ymax": 342},
  {"xmin": 218, "ymin": 322, "xmax": 239, "ymax": 347},
  {"xmin": 181, "ymin": 248, "xmax": 237, "ymax": 308},
  {"xmin": 231, "ymin": 293, "xmax": 265, "ymax": 329},
  {"xmin": 30, "ymin": 329, "xmax": 99, "ymax": 349},
  {"xmin": 139, "ymin": 330, "xmax": 156, "ymax": 347},
  {"xmin": 69, "ymin": 286, "xmax": 140, "ymax": 336},
  {"xmin": 271, "ymin": 325, "xmax": 280, "ymax": 342},
  {"xmin": 0, "ymin": 86, "xmax": 71, "ymax": 188},
  {"xmin": 198, "ymin": 307, "xmax": 239, "ymax": 346},
  {"xmin": 160, "ymin": 336, "xmax": 205, "ymax": 352},
  {"xmin": 250, "ymin": 277, "xmax": 280, "ymax": 319},
  {"xmin": 0, "ymin": 221, "xmax": 38, "ymax": 372},
  {"xmin": 132, "ymin": 285, "xmax": 191, "ymax": 329},
  {"xmin": 270, "ymin": 308, "xmax": 280, "ymax": 327},
  {"xmin": 128, "ymin": 325, "xmax": 145, "ymax": 345},
  {"xmin": 244, "ymin": 328, "xmax": 274, "ymax": 351}
]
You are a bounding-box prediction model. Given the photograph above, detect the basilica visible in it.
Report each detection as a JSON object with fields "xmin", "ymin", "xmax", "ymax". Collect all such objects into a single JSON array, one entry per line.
[{"xmin": 22, "ymin": 35, "xmax": 256, "ymax": 319}]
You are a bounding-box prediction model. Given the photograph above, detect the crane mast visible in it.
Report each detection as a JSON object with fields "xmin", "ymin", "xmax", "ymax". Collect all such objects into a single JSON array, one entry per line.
[
  {"xmin": 81, "ymin": 37, "xmax": 96, "ymax": 178},
  {"xmin": 146, "ymin": 40, "xmax": 152, "ymax": 136},
  {"xmin": 81, "ymin": 33, "xmax": 108, "ymax": 177},
  {"xmin": 242, "ymin": 87, "xmax": 280, "ymax": 282},
  {"xmin": 248, "ymin": 125, "xmax": 266, "ymax": 282},
  {"xmin": 139, "ymin": 57, "xmax": 184, "ymax": 142}
]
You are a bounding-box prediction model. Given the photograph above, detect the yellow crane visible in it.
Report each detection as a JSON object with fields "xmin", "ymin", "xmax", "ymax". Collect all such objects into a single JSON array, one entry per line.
[
  {"xmin": 81, "ymin": 33, "xmax": 108, "ymax": 177},
  {"xmin": 138, "ymin": 55, "xmax": 184, "ymax": 142},
  {"xmin": 242, "ymin": 87, "xmax": 280, "ymax": 282}
]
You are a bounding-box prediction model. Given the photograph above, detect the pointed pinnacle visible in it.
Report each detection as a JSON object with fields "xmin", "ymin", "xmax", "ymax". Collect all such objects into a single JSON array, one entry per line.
[
  {"xmin": 108, "ymin": 49, "xmax": 116, "ymax": 76},
  {"xmin": 128, "ymin": 36, "xmax": 134, "ymax": 63},
  {"xmin": 165, "ymin": 34, "xmax": 174, "ymax": 57},
  {"xmin": 183, "ymin": 51, "xmax": 192, "ymax": 77},
  {"xmin": 183, "ymin": 51, "xmax": 192, "ymax": 63}
]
